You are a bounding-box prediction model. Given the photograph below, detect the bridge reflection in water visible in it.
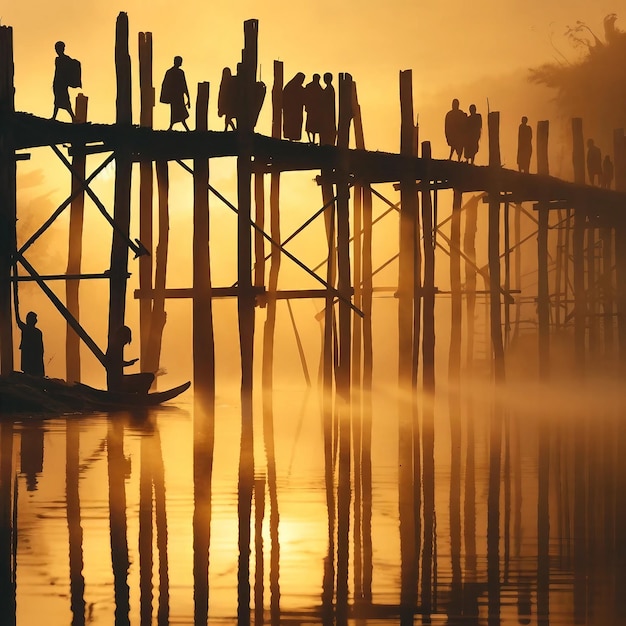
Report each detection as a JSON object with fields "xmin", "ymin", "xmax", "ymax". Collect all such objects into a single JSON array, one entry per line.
[{"xmin": 1, "ymin": 380, "xmax": 625, "ymax": 625}]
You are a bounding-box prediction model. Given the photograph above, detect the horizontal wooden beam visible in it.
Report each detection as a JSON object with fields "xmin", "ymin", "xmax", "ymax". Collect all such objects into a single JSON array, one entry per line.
[{"xmin": 133, "ymin": 287, "xmax": 352, "ymax": 300}]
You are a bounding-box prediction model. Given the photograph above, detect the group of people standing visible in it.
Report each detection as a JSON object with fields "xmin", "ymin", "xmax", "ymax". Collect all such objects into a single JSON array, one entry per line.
[
  {"xmin": 586, "ymin": 138, "xmax": 614, "ymax": 189},
  {"xmin": 445, "ymin": 99, "xmax": 483, "ymax": 164},
  {"xmin": 282, "ymin": 72, "xmax": 337, "ymax": 145}
]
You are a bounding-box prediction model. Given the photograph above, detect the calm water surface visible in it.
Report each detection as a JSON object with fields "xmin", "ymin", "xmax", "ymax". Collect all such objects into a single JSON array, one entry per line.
[{"xmin": 2, "ymin": 380, "xmax": 625, "ymax": 625}]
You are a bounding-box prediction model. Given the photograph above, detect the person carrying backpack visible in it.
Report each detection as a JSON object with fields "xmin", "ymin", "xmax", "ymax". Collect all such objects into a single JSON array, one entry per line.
[{"xmin": 51, "ymin": 41, "xmax": 81, "ymax": 122}]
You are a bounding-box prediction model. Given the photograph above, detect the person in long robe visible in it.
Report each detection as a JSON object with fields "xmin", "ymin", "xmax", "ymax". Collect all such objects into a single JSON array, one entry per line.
[
  {"xmin": 160, "ymin": 56, "xmax": 190, "ymax": 131},
  {"xmin": 304, "ymin": 73, "xmax": 324, "ymax": 144},
  {"xmin": 282, "ymin": 72, "xmax": 306, "ymax": 141},
  {"xmin": 218, "ymin": 67, "xmax": 237, "ymax": 131},
  {"xmin": 464, "ymin": 104, "xmax": 482, "ymax": 164},
  {"xmin": 586, "ymin": 139, "xmax": 602, "ymax": 186},
  {"xmin": 320, "ymin": 72, "xmax": 336, "ymax": 146},
  {"xmin": 517, "ymin": 116, "xmax": 532, "ymax": 173},
  {"xmin": 51, "ymin": 41, "xmax": 76, "ymax": 121},
  {"xmin": 445, "ymin": 98, "xmax": 467, "ymax": 160},
  {"xmin": 18, "ymin": 311, "xmax": 45, "ymax": 377}
]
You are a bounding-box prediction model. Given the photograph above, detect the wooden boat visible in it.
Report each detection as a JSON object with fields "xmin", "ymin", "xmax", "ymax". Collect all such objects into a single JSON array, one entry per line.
[{"xmin": 0, "ymin": 372, "xmax": 191, "ymax": 414}]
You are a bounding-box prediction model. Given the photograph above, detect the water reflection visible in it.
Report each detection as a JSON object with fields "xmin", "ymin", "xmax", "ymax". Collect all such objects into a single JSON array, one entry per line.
[{"xmin": 1, "ymin": 381, "xmax": 626, "ymax": 624}]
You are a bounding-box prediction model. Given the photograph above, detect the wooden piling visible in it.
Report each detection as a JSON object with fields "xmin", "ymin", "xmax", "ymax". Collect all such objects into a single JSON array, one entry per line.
[
  {"xmin": 613, "ymin": 129, "xmax": 626, "ymax": 369},
  {"xmin": 65, "ymin": 94, "xmax": 88, "ymax": 383},
  {"xmin": 397, "ymin": 68, "xmax": 418, "ymax": 612},
  {"xmin": 464, "ymin": 196, "xmax": 479, "ymax": 366},
  {"xmin": 107, "ymin": 12, "xmax": 133, "ymax": 389},
  {"xmin": 193, "ymin": 81, "xmax": 215, "ymax": 403},
  {"xmin": 138, "ymin": 32, "xmax": 154, "ymax": 371},
  {"xmin": 449, "ymin": 188, "xmax": 462, "ymax": 380},
  {"xmin": 537, "ymin": 120, "xmax": 550, "ymax": 378},
  {"xmin": 236, "ymin": 20, "xmax": 258, "ymax": 626},
  {"xmin": 487, "ymin": 111, "xmax": 505, "ymax": 382},
  {"xmin": 572, "ymin": 117, "xmax": 587, "ymax": 373},
  {"xmin": 0, "ymin": 25, "xmax": 16, "ymax": 373}
]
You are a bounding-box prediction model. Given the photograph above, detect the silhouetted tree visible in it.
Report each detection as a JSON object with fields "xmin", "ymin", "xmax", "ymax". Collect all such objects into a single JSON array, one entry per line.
[{"xmin": 529, "ymin": 14, "xmax": 626, "ymax": 150}]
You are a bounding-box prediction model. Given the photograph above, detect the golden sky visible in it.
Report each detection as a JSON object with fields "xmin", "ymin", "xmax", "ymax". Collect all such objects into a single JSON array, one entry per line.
[{"xmin": 5, "ymin": 0, "xmax": 619, "ymax": 152}]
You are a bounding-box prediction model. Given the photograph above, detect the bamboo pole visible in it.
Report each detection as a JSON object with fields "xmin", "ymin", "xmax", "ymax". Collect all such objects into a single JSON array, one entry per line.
[
  {"xmin": 107, "ymin": 12, "xmax": 133, "ymax": 390},
  {"xmin": 138, "ymin": 31, "xmax": 154, "ymax": 372},
  {"xmin": 572, "ymin": 117, "xmax": 586, "ymax": 374},
  {"xmin": 193, "ymin": 81, "xmax": 215, "ymax": 404},
  {"xmin": 0, "ymin": 25, "xmax": 15, "ymax": 373},
  {"xmin": 537, "ymin": 120, "xmax": 550, "ymax": 378},
  {"xmin": 65, "ymin": 94, "xmax": 88, "ymax": 383}
]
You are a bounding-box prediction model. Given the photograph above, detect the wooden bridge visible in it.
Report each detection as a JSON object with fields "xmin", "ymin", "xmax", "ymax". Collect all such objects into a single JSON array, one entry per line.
[{"xmin": 1, "ymin": 12, "xmax": 626, "ymax": 400}]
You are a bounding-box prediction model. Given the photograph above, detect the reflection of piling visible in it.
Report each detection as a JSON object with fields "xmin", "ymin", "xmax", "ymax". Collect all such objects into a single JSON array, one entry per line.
[
  {"xmin": 0, "ymin": 422, "xmax": 15, "ymax": 619},
  {"xmin": 66, "ymin": 94, "xmax": 88, "ymax": 383},
  {"xmin": 66, "ymin": 421, "xmax": 86, "ymax": 623},
  {"xmin": 107, "ymin": 418, "xmax": 130, "ymax": 623}
]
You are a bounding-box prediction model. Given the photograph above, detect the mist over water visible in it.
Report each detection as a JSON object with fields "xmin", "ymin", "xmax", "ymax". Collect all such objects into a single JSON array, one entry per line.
[{"xmin": 1, "ymin": 372, "xmax": 623, "ymax": 625}]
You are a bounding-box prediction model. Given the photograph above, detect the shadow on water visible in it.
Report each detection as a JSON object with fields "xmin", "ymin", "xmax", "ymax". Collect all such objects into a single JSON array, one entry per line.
[{"xmin": 2, "ymin": 379, "xmax": 626, "ymax": 623}]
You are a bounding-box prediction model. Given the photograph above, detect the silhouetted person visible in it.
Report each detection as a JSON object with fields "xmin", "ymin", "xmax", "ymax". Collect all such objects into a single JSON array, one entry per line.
[
  {"xmin": 602, "ymin": 154, "xmax": 614, "ymax": 189},
  {"xmin": 517, "ymin": 116, "xmax": 532, "ymax": 173},
  {"xmin": 218, "ymin": 67, "xmax": 237, "ymax": 131},
  {"xmin": 160, "ymin": 56, "xmax": 190, "ymax": 131},
  {"xmin": 283, "ymin": 72, "xmax": 306, "ymax": 141},
  {"xmin": 51, "ymin": 41, "xmax": 81, "ymax": 121},
  {"xmin": 304, "ymin": 73, "xmax": 324, "ymax": 144},
  {"xmin": 464, "ymin": 104, "xmax": 482, "ymax": 164},
  {"xmin": 445, "ymin": 98, "xmax": 467, "ymax": 160},
  {"xmin": 18, "ymin": 311, "xmax": 44, "ymax": 377},
  {"xmin": 586, "ymin": 138, "xmax": 602, "ymax": 186},
  {"xmin": 106, "ymin": 325, "xmax": 155, "ymax": 394},
  {"xmin": 320, "ymin": 72, "xmax": 337, "ymax": 146}
]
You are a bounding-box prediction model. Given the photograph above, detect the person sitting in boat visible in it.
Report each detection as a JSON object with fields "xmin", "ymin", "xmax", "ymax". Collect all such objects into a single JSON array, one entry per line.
[
  {"xmin": 18, "ymin": 311, "xmax": 45, "ymax": 377},
  {"xmin": 105, "ymin": 325, "xmax": 154, "ymax": 394}
]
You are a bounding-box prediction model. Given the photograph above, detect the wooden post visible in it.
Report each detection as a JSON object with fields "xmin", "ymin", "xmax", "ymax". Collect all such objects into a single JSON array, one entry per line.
[
  {"xmin": 397, "ymin": 68, "xmax": 418, "ymax": 613},
  {"xmin": 254, "ymin": 174, "xmax": 265, "ymax": 291},
  {"xmin": 488, "ymin": 111, "xmax": 505, "ymax": 382},
  {"xmin": 449, "ymin": 188, "xmax": 462, "ymax": 380},
  {"xmin": 107, "ymin": 12, "xmax": 133, "ymax": 389},
  {"xmin": 138, "ymin": 32, "xmax": 154, "ymax": 371},
  {"xmin": 572, "ymin": 118, "xmax": 586, "ymax": 374},
  {"xmin": 613, "ymin": 129, "xmax": 626, "ymax": 369},
  {"xmin": 145, "ymin": 161, "xmax": 169, "ymax": 384},
  {"xmin": 464, "ymin": 196, "xmax": 479, "ymax": 366},
  {"xmin": 537, "ymin": 120, "xmax": 550, "ymax": 378},
  {"xmin": 236, "ymin": 20, "xmax": 258, "ymax": 626},
  {"xmin": 261, "ymin": 59, "xmax": 282, "ymax": 619},
  {"xmin": 421, "ymin": 141, "xmax": 435, "ymax": 391},
  {"xmin": 193, "ymin": 82, "xmax": 215, "ymax": 404},
  {"xmin": 0, "ymin": 25, "xmax": 16, "ymax": 373},
  {"xmin": 335, "ymin": 71, "xmax": 353, "ymax": 622},
  {"xmin": 65, "ymin": 94, "xmax": 88, "ymax": 383}
]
